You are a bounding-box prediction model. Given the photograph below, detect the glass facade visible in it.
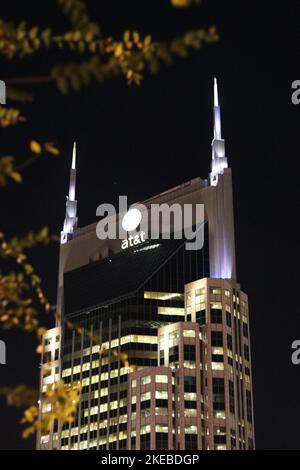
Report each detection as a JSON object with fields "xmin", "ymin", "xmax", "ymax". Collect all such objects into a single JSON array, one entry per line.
[{"xmin": 59, "ymin": 233, "xmax": 210, "ymax": 450}]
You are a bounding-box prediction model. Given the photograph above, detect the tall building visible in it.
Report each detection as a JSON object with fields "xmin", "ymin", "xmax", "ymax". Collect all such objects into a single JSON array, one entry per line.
[{"xmin": 37, "ymin": 80, "xmax": 255, "ymax": 450}]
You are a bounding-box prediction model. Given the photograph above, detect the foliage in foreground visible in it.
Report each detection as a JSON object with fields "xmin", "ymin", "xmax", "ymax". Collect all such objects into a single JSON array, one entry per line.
[{"xmin": 0, "ymin": 0, "xmax": 218, "ymax": 441}]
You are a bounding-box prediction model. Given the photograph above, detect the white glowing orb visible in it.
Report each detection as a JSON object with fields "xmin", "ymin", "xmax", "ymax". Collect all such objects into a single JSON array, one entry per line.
[{"xmin": 122, "ymin": 208, "xmax": 142, "ymax": 232}]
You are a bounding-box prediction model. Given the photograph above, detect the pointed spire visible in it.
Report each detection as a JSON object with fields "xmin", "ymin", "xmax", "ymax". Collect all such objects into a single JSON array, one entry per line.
[
  {"xmin": 68, "ymin": 142, "xmax": 76, "ymax": 201},
  {"xmin": 214, "ymin": 77, "xmax": 219, "ymax": 107},
  {"xmin": 210, "ymin": 78, "xmax": 228, "ymax": 187},
  {"xmin": 61, "ymin": 143, "xmax": 78, "ymax": 244},
  {"xmin": 71, "ymin": 141, "xmax": 76, "ymax": 170},
  {"xmin": 213, "ymin": 77, "xmax": 222, "ymax": 140}
]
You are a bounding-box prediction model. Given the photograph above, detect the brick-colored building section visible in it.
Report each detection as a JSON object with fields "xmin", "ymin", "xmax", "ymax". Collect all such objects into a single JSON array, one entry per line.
[{"xmin": 127, "ymin": 279, "xmax": 255, "ymax": 450}]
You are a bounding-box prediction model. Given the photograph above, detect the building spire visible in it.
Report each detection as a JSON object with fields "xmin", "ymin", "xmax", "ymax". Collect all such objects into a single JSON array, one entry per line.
[
  {"xmin": 61, "ymin": 142, "xmax": 78, "ymax": 244},
  {"xmin": 71, "ymin": 141, "xmax": 76, "ymax": 170},
  {"xmin": 69, "ymin": 142, "xmax": 76, "ymax": 201},
  {"xmin": 214, "ymin": 77, "xmax": 219, "ymax": 107},
  {"xmin": 210, "ymin": 78, "xmax": 228, "ymax": 186}
]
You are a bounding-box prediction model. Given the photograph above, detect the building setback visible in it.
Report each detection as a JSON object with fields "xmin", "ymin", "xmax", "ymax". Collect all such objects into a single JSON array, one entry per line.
[{"xmin": 37, "ymin": 80, "xmax": 255, "ymax": 450}]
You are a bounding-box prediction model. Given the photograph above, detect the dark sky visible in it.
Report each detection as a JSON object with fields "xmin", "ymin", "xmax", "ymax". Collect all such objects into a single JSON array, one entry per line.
[{"xmin": 0, "ymin": 0, "xmax": 299, "ymax": 450}]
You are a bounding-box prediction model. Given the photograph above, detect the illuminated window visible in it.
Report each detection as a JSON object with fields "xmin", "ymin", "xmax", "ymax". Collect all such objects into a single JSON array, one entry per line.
[
  {"xmin": 100, "ymin": 403, "xmax": 108, "ymax": 413},
  {"xmin": 140, "ymin": 425, "xmax": 151, "ymax": 435},
  {"xmin": 158, "ymin": 307, "xmax": 184, "ymax": 316},
  {"xmin": 183, "ymin": 329, "xmax": 196, "ymax": 338},
  {"xmin": 212, "ymin": 362, "xmax": 224, "ymax": 370},
  {"xmin": 62, "ymin": 368, "xmax": 71, "ymax": 378},
  {"xmin": 141, "ymin": 376, "xmax": 151, "ymax": 385},
  {"xmin": 144, "ymin": 291, "xmax": 183, "ymax": 301},
  {"xmin": 132, "ymin": 379, "xmax": 137, "ymax": 389},
  {"xmin": 210, "ymin": 287, "xmax": 222, "ymax": 295},
  {"xmin": 184, "ymin": 409, "xmax": 197, "ymax": 418},
  {"xmin": 110, "ymin": 338, "xmax": 119, "ymax": 348},
  {"xmin": 184, "ymin": 392, "xmax": 197, "ymax": 401},
  {"xmin": 155, "ymin": 375, "xmax": 168, "ymax": 383},
  {"xmin": 92, "ymin": 345, "xmax": 100, "ymax": 354},
  {"xmin": 155, "ymin": 425, "xmax": 169, "ymax": 433},
  {"xmin": 110, "ymin": 369, "xmax": 119, "ymax": 379},
  {"xmin": 155, "ymin": 390, "xmax": 168, "ymax": 400},
  {"xmin": 184, "ymin": 425, "xmax": 197, "ymax": 434},
  {"xmin": 120, "ymin": 335, "xmax": 157, "ymax": 345},
  {"xmin": 214, "ymin": 411, "xmax": 226, "ymax": 419},
  {"xmin": 42, "ymin": 403, "xmax": 52, "ymax": 413},
  {"xmin": 40, "ymin": 435, "xmax": 50, "ymax": 444},
  {"xmin": 141, "ymin": 392, "xmax": 151, "ymax": 402},
  {"xmin": 183, "ymin": 361, "xmax": 196, "ymax": 369},
  {"xmin": 212, "ymin": 347, "xmax": 224, "ymax": 355},
  {"xmin": 210, "ymin": 301, "xmax": 222, "ymax": 309}
]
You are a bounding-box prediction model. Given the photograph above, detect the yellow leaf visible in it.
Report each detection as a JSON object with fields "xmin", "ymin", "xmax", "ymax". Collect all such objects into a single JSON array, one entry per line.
[
  {"xmin": 22, "ymin": 426, "xmax": 35, "ymax": 439},
  {"xmin": 36, "ymin": 344, "xmax": 44, "ymax": 354},
  {"xmin": 44, "ymin": 143, "xmax": 60, "ymax": 156},
  {"xmin": 30, "ymin": 140, "xmax": 42, "ymax": 154},
  {"xmin": 10, "ymin": 171, "xmax": 22, "ymax": 183},
  {"xmin": 123, "ymin": 30, "xmax": 130, "ymax": 43},
  {"xmin": 39, "ymin": 226, "xmax": 49, "ymax": 238},
  {"xmin": 133, "ymin": 31, "xmax": 140, "ymax": 43},
  {"xmin": 171, "ymin": 0, "xmax": 191, "ymax": 6},
  {"xmin": 73, "ymin": 31, "xmax": 82, "ymax": 42},
  {"xmin": 85, "ymin": 31, "xmax": 94, "ymax": 43},
  {"xmin": 144, "ymin": 35, "xmax": 152, "ymax": 46},
  {"xmin": 29, "ymin": 27, "xmax": 39, "ymax": 40},
  {"xmin": 115, "ymin": 43, "xmax": 123, "ymax": 57}
]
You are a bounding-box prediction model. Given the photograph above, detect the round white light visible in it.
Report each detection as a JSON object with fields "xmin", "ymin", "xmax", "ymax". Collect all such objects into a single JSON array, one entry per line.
[{"xmin": 122, "ymin": 208, "xmax": 142, "ymax": 232}]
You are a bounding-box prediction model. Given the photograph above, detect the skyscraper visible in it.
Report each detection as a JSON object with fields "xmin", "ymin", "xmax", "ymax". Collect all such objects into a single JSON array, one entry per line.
[{"xmin": 37, "ymin": 80, "xmax": 255, "ymax": 451}]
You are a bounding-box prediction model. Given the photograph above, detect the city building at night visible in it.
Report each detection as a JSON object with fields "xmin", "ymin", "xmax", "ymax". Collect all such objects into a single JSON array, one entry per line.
[{"xmin": 37, "ymin": 80, "xmax": 255, "ymax": 451}]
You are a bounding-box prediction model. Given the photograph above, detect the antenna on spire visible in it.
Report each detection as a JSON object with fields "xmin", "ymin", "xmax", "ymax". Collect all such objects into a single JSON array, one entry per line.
[
  {"xmin": 213, "ymin": 78, "xmax": 221, "ymax": 139},
  {"xmin": 210, "ymin": 78, "xmax": 228, "ymax": 187},
  {"xmin": 214, "ymin": 77, "xmax": 219, "ymax": 107},
  {"xmin": 71, "ymin": 141, "xmax": 76, "ymax": 170},
  {"xmin": 61, "ymin": 142, "xmax": 78, "ymax": 243}
]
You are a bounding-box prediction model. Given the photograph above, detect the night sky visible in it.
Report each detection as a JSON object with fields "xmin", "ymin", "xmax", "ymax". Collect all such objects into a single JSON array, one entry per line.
[{"xmin": 0, "ymin": 0, "xmax": 299, "ymax": 450}]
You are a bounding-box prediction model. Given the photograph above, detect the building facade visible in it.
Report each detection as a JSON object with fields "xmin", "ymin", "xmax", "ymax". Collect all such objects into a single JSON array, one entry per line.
[{"xmin": 37, "ymin": 80, "xmax": 255, "ymax": 450}]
